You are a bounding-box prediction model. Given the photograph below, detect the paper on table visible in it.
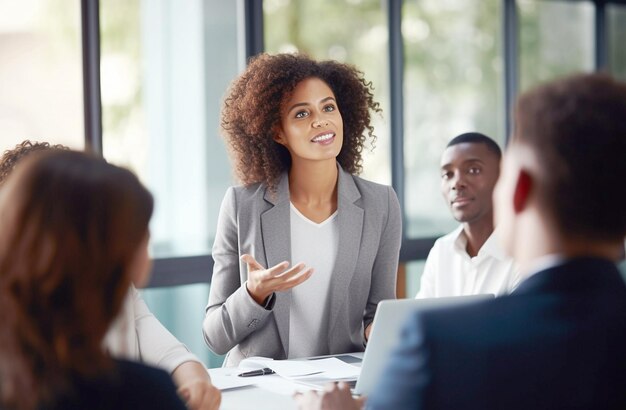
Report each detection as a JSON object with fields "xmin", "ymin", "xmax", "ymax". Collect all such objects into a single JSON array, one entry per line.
[
  {"xmin": 251, "ymin": 373, "xmax": 325, "ymax": 396},
  {"xmin": 238, "ymin": 356, "xmax": 274, "ymax": 370},
  {"xmin": 240, "ymin": 357, "xmax": 322, "ymax": 378},
  {"xmin": 219, "ymin": 357, "xmax": 361, "ymax": 396},
  {"xmin": 208, "ymin": 367, "xmax": 256, "ymax": 391},
  {"xmin": 304, "ymin": 358, "xmax": 360, "ymax": 379},
  {"xmin": 291, "ymin": 358, "xmax": 361, "ymax": 390},
  {"xmin": 239, "ymin": 357, "xmax": 359, "ymax": 380}
]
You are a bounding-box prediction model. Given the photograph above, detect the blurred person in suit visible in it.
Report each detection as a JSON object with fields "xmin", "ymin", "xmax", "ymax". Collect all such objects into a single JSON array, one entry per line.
[{"xmin": 296, "ymin": 73, "xmax": 626, "ymax": 409}]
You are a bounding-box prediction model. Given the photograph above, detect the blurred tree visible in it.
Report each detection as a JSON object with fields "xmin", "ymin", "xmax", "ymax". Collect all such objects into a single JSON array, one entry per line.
[
  {"xmin": 99, "ymin": 0, "xmax": 142, "ymax": 151},
  {"xmin": 519, "ymin": 0, "xmax": 594, "ymax": 93},
  {"xmin": 608, "ymin": 4, "xmax": 626, "ymax": 81}
]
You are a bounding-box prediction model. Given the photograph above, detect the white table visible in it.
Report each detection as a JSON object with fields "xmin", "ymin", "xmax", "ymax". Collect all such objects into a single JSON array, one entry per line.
[
  {"xmin": 209, "ymin": 352, "xmax": 364, "ymax": 410},
  {"xmin": 217, "ymin": 384, "xmax": 298, "ymax": 410}
]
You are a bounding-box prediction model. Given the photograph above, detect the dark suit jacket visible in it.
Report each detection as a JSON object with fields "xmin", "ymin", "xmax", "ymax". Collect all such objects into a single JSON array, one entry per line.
[
  {"xmin": 42, "ymin": 359, "xmax": 186, "ymax": 410},
  {"xmin": 368, "ymin": 257, "xmax": 626, "ymax": 409}
]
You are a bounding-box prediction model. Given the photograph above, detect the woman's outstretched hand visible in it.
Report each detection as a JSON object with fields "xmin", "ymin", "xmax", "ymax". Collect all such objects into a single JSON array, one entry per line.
[{"xmin": 241, "ymin": 254, "xmax": 313, "ymax": 306}]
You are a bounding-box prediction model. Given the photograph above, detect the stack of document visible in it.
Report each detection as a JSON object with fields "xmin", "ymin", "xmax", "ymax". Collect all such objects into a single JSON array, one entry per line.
[
  {"xmin": 244, "ymin": 357, "xmax": 358, "ymax": 379},
  {"xmin": 208, "ymin": 356, "xmax": 361, "ymax": 396}
]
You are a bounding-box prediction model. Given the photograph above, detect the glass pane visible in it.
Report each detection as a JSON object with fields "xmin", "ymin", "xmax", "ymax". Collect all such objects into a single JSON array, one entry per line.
[
  {"xmin": 608, "ymin": 4, "xmax": 626, "ymax": 82},
  {"xmin": 0, "ymin": 0, "xmax": 84, "ymax": 152},
  {"xmin": 264, "ymin": 0, "xmax": 391, "ymax": 185},
  {"xmin": 405, "ymin": 260, "xmax": 426, "ymax": 299},
  {"xmin": 518, "ymin": 0, "xmax": 594, "ymax": 93},
  {"xmin": 100, "ymin": 0, "xmax": 240, "ymax": 368},
  {"xmin": 403, "ymin": 0, "xmax": 503, "ymax": 238},
  {"xmin": 100, "ymin": 0, "xmax": 236, "ymax": 259},
  {"xmin": 141, "ymin": 284, "xmax": 225, "ymax": 368}
]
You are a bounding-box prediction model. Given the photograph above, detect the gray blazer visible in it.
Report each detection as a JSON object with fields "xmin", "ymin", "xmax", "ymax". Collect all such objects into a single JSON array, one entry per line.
[{"xmin": 202, "ymin": 165, "xmax": 402, "ymax": 367}]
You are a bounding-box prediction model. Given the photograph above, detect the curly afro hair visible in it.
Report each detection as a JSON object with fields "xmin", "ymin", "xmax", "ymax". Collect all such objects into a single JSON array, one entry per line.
[
  {"xmin": 220, "ymin": 53, "xmax": 380, "ymax": 192},
  {"xmin": 0, "ymin": 140, "xmax": 68, "ymax": 186}
]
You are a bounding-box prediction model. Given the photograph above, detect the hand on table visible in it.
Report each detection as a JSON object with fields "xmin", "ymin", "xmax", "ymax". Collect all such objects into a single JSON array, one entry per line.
[
  {"xmin": 178, "ymin": 378, "xmax": 221, "ymax": 410},
  {"xmin": 241, "ymin": 254, "xmax": 313, "ymax": 306},
  {"xmin": 293, "ymin": 382, "xmax": 365, "ymax": 410}
]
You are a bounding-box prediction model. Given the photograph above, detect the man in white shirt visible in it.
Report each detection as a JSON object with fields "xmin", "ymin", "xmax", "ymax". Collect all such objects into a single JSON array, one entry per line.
[{"xmin": 416, "ymin": 133, "xmax": 521, "ymax": 298}]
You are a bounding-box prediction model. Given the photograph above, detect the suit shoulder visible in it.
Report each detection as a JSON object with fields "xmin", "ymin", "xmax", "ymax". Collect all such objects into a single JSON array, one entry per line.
[
  {"xmin": 351, "ymin": 175, "xmax": 397, "ymax": 205},
  {"xmin": 229, "ymin": 181, "xmax": 266, "ymax": 199},
  {"xmin": 52, "ymin": 360, "xmax": 186, "ymax": 410},
  {"xmin": 115, "ymin": 360, "xmax": 186, "ymax": 408},
  {"xmin": 222, "ymin": 182, "xmax": 268, "ymax": 213},
  {"xmin": 115, "ymin": 359, "xmax": 175, "ymax": 388},
  {"xmin": 352, "ymin": 174, "xmax": 392, "ymax": 192},
  {"xmin": 419, "ymin": 297, "xmax": 509, "ymax": 335}
]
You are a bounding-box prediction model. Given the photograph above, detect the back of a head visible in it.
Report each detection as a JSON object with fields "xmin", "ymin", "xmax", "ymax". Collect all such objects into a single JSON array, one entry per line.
[
  {"xmin": 514, "ymin": 73, "xmax": 626, "ymax": 242},
  {"xmin": 0, "ymin": 150, "xmax": 153, "ymax": 409},
  {"xmin": 0, "ymin": 140, "xmax": 68, "ymax": 186}
]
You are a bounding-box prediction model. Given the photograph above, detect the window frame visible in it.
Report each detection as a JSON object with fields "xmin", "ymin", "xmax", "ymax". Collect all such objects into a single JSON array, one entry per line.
[{"xmin": 79, "ymin": 0, "xmax": 625, "ymax": 287}]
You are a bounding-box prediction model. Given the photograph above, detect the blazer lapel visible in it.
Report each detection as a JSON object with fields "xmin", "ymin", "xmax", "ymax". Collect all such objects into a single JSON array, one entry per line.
[
  {"xmin": 328, "ymin": 166, "xmax": 363, "ymax": 338},
  {"xmin": 260, "ymin": 173, "xmax": 291, "ymax": 357}
]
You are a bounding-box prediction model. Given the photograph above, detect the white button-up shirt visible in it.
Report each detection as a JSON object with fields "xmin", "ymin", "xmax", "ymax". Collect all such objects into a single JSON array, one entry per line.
[{"xmin": 416, "ymin": 226, "xmax": 521, "ymax": 298}]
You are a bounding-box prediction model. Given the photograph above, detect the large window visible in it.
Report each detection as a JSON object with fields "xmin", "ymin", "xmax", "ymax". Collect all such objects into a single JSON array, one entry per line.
[
  {"xmin": 403, "ymin": 0, "xmax": 504, "ymax": 239},
  {"xmin": 608, "ymin": 4, "xmax": 626, "ymax": 80},
  {"xmin": 100, "ymin": 0, "xmax": 235, "ymax": 260},
  {"xmin": 518, "ymin": 0, "xmax": 595, "ymax": 92},
  {"xmin": 99, "ymin": 0, "xmax": 239, "ymax": 367},
  {"xmin": 0, "ymin": 0, "xmax": 84, "ymax": 151}
]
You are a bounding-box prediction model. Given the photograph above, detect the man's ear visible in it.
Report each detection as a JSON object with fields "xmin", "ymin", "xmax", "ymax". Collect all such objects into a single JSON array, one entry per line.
[{"xmin": 513, "ymin": 169, "xmax": 532, "ymax": 214}]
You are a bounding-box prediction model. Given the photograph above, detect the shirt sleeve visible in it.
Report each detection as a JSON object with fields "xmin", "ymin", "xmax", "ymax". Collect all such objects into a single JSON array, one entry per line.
[
  {"xmin": 202, "ymin": 187, "xmax": 274, "ymax": 355},
  {"xmin": 131, "ymin": 286, "xmax": 203, "ymax": 374}
]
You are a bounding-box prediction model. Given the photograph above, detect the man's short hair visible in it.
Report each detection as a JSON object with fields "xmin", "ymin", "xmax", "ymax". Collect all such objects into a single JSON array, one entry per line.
[
  {"xmin": 514, "ymin": 72, "xmax": 626, "ymax": 242},
  {"xmin": 447, "ymin": 132, "xmax": 502, "ymax": 159}
]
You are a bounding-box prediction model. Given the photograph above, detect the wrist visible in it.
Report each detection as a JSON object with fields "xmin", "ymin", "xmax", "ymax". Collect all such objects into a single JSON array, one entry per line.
[{"xmin": 245, "ymin": 282, "xmax": 270, "ymax": 306}]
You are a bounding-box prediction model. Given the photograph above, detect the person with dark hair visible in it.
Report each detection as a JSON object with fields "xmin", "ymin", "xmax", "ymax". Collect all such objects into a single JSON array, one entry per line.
[
  {"xmin": 203, "ymin": 53, "xmax": 402, "ymax": 366},
  {"xmin": 0, "ymin": 140, "xmax": 68, "ymax": 185},
  {"xmin": 416, "ymin": 132, "xmax": 521, "ymax": 298},
  {"xmin": 0, "ymin": 140, "xmax": 221, "ymax": 410},
  {"xmin": 0, "ymin": 150, "xmax": 187, "ymax": 410},
  {"xmin": 296, "ymin": 73, "xmax": 626, "ymax": 409}
]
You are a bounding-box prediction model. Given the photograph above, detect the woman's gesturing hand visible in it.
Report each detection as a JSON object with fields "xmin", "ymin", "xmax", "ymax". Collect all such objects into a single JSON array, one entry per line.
[{"xmin": 241, "ymin": 254, "xmax": 313, "ymax": 306}]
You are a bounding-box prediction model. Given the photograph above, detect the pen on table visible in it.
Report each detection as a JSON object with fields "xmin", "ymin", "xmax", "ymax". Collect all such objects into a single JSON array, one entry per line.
[{"xmin": 237, "ymin": 367, "xmax": 275, "ymax": 377}]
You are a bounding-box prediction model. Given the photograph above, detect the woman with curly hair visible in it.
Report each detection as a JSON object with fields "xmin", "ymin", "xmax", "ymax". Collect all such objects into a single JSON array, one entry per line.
[
  {"xmin": 203, "ymin": 53, "xmax": 402, "ymax": 366},
  {"xmin": 0, "ymin": 150, "xmax": 186, "ymax": 410}
]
